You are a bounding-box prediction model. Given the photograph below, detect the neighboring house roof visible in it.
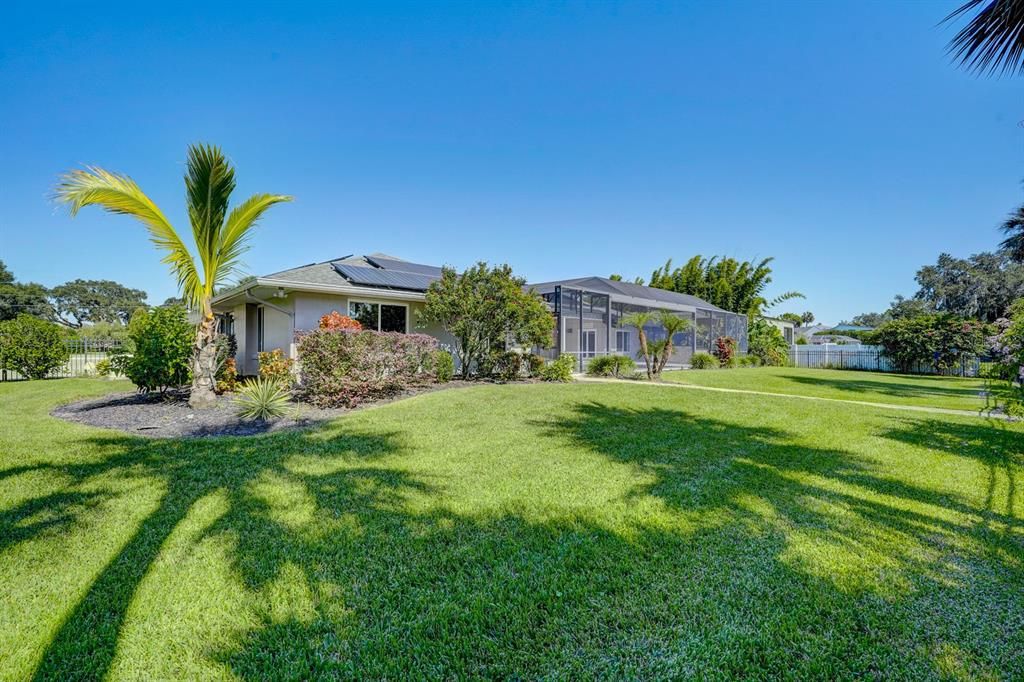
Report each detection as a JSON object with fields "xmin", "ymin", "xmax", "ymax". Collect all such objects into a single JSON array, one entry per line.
[
  {"xmin": 797, "ymin": 324, "xmax": 831, "ymax": 338},
  {"xmin": 830, "ymin": 324, "xmax": 874, "ymax": 332},
  {"xmin": 529, "ymin": 275, "xmax": 729, "ymax": 313},
  {"xmin": 211, "ymin": 253, "xmax": 444, "ymax": 306}
]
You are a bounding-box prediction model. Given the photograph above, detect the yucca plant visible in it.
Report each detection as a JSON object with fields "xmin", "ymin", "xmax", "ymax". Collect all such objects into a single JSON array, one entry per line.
[
  {"xmin": 235, "ymin": 377, "xmax": 291, "ymax": 421},
  {"xmin": 55, "ymin": 144, "xmax": 291, "ymax": 408}
]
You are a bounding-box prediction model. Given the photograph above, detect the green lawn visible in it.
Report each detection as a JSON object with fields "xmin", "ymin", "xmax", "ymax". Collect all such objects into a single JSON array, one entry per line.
[
  {"xmin": 1, "ymin": 379, "xmax": 1022, "ymax": 679},
  {"xmin": 662, "ymin": 366, "xmax": 999, "ymax": 412}
]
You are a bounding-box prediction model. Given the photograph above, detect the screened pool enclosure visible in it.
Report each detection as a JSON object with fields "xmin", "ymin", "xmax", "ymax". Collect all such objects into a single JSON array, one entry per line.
[{"xmin": 529, "ymin": 276, "xmax": 748, "ymax": 371}]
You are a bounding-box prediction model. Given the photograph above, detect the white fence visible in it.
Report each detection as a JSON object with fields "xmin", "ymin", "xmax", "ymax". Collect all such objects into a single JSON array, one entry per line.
[
  {"xmin": 0, "ymin": 339, "xmax": 124, "ymax": 382},
  {"xmin": 789, "ymin": 344, "xmax": 981, "ymax": 377}
]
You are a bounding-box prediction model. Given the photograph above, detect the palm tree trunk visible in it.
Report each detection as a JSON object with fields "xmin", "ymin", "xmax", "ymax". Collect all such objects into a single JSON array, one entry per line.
[
  {"xmin": 638, "ymin": 330, "xmax": 653, "ymax": 380},
  {"xmin": 656, "ymin": 340, "xmax": 674, "ymax": 377},
  {"xmin": 189, "ymin": 311, "xmax": 218, "ymax": 409}
]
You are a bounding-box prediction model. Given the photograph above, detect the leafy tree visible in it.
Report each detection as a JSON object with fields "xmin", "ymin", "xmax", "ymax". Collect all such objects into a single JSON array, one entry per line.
[
  {"xmin": 0, "ymin": 260, "xmax": 52, "ymax": 322},
  {"xmin": 49, "ymin": 279, "xmax": 147, "ymax": 327},
  {"xmin": 0, "ymin": 314, "xmax": 71, "ymax": 379},
  {"xmin": 0, "ymin": 281, "xmax": 51, "ymax": 322},
  {"xmin": 847, "ymin": 311, "xmax": 889, "ymax": 327},
  {"xmin": 800, "ymin": 311, "xmax": 815, "ymax": 326},
  {"xmin": 911, "ymin": 251, "xmax": 1022, "ymax": 322},
  {"xmin": 609, "ymin": 274, "xmax": 623, "ymax": 281},
  {"xmin": 55, "ymin": 144, "xmax": 291, "ymax": 408},
  {"xmin": 778, "ymin": 313, "xmax": 803, "ymax": 326},
  {"xmin": 944, "ymin": 0, "xmax": 1024, "ymax": 76},
  {"xmin": 888, "ymin": 295, "xmax": 935, "ymax": 320},
  {"xmin": 421, "ymin": 262, "xmax": 553, "ymax": 379},
  {"xmin": 648, "ymin": 255, "xmax": 802, "ymax": 316}
]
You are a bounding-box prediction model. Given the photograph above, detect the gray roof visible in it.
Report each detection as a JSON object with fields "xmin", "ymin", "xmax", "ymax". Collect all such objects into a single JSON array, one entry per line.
[
  {"xmin": 262, "ymin": 253, "xmax": 440, "ymax": 292},
  {"xmin": 529, "ymin": 275, "xmax": 729, "ymax": 313}
]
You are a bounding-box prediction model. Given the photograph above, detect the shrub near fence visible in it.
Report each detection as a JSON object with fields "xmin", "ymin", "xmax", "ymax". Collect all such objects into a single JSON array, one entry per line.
[
  {"xmin": 789, "ymin": 344, "xmax": 981, "ymax": 377},
  {"xmin": 0, "ymin": 338, "xmax": 125, "ymax": 382}
]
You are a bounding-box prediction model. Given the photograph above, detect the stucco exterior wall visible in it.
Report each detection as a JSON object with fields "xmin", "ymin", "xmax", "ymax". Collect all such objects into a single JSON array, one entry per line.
[{"xmin": 226, "ymin": 292, "xmax": 461, "ymax": 375}]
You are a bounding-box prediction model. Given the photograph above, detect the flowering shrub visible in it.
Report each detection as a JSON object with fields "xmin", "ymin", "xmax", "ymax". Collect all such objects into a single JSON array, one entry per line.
[
  {"xmin": 319, "ymin": 311, "xmax": 363, "ymax": 331},
  {"xmin": 986, "ymin": 299, "xmax": 1024, "ymax": 414},
  {"xmin": 875, "ymin": 315, "xmax": 987, "ymax": 373},
  {"xmin": 296, "ymin": 329, "xmax": 437, "ymax": 407},
  {"xmin": 216, "ymin": 357, "xmax": 240, "ymax": 393},
  {"xmin": 258, "ymin": 349, "xmax": 294, "ymax": 385},
  {"xmin": 713, "ymin": 336, "xmax": 736, "ymax": 367}
]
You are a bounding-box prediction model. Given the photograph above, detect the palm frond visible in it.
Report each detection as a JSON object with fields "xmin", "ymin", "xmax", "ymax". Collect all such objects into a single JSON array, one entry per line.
[
  {"xmin": 185, "ymin": 144, "xmax": 236, "ymax": 283},
  {"xmin": 55, "ymin": 167, "xmax": 202, "ymax": 306},
  {"xmin": 767, "ymin": 291, "xmax": 806, "ymax": 309},
  {"xmin": 945, "ymin": 0, "xmax": 1024, "ymax": 76},
  {"xmin": 1000, "ymin": 203, "xmax": 1024, "ymax": 260},
  {"xmin": 214, "ymin": 193, "xmax": 294, "ymax": 288}
]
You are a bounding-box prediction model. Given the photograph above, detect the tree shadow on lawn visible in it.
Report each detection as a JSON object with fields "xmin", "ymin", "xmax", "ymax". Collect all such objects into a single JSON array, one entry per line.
[
  {"xmin": 876, "ymin": 416, "xmax": 1022, "ymax": 541},
  {"xmin": 779, "ymin": 373, "xmax": 986, "ymax": 405},
  {"xmin": 16, "ymin": 401, "xmax": 1024, "ymax": 679}
]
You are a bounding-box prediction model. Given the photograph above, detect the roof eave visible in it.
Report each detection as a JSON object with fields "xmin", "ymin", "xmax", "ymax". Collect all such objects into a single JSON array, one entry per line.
[{"xmin": 212, "ymin": 277, "xmax": 428, "ymax": 308}]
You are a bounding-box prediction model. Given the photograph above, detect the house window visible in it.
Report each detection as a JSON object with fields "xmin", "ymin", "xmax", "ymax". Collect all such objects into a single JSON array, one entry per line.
[
  {"xmin": 256, "ymin": 306, "xmax": 265, "ymax": 352},
  {"xmin": 615, "ymin": 330, "xmax": 631, "ymax": 353},
  {"xmin": 348, "ymin": 301, "xmax": 407, "ymax": 333}
]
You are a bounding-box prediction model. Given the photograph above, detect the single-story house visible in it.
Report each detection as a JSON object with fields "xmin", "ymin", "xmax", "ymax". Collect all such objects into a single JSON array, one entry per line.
[
  {"xmin": 212, "ymin": 254, "xmax": 749, "ymax": 374},
  {"xmin": 211, "ymin": 253, "xmax": 455, "ymax": 375},
  {"xmin": 760, "ymin": 316, "xmax": 796, "ymax": 345}
]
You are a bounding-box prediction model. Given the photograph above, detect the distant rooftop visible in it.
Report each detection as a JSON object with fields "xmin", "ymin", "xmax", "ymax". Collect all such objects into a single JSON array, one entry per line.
[
  {"xmin": 830, "ymin": 324, "xmax": 874, "ymax": 332},
  {"xmin": 529, "ymin": 275, "xmax": 728, "ymax": 313}
]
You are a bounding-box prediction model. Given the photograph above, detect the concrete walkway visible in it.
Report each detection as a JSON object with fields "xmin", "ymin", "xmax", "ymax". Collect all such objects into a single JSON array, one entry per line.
[{"xmin": 575, "ymin": 376, "xmax": 1014, "ymax": 421}]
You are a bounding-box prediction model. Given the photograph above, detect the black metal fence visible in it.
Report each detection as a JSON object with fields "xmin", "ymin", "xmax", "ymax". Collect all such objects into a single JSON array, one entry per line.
[
  {"xmin": 789, "ymin": 345, "xmax": 982, "ymax": 377},
  {"xmin": 0, "ymin": 338, "xmax": 125, "ymax": 382}
]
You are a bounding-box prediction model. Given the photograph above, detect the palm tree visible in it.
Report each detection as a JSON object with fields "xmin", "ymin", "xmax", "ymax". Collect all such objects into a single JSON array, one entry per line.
[
  {"xmin": 620, "ymin": 310, "xmax": 692, "ymax": 380},
  {"xmin": 56, "ymin": 144, "xmax": 292, "ymax": 408},
  {"xmin": 945, "ymin": 0, "xmax": 1024, "ymax": 76},
  {"xmin": 620, "ymin": 311, "xmax": 655, "ymax": 379},
  {"xmin": 1001, "ymin": 202, "xmax": 1024, "ymax": 262},
  {"xmin": 652, "ymin": 311, "xmax": 692, "ymax": 377}
]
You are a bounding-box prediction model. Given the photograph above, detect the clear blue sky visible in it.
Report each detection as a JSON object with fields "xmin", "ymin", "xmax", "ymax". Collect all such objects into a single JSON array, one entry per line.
[{"xmin": 1, "ymin": 1, "xmax": 1020, "ymax": 323}]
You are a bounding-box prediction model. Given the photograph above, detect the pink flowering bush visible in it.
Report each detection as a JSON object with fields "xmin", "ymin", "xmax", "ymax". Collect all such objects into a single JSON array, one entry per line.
[
  {"xmin": 296, "ymin": 329, "xmax": 438, "ymax": 408},
  {"xmin": 986, "ymin": 299, "xmax": 1024, "ymax": 414}
]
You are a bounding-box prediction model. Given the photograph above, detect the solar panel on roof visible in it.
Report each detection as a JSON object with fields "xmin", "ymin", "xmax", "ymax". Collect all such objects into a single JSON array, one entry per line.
[
  {"xmin": 364, "ymin": 256, "xmax": 443, "ymax": 277},
  {"xmin": 333, "ymin": 263, "xmax": 438, "ymax": 291}
]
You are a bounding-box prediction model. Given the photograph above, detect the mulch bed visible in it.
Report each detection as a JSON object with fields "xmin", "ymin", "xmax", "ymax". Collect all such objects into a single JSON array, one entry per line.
[{"xmin": 50, "ymin": 380, "xmax": 500, "ymax": 439}]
